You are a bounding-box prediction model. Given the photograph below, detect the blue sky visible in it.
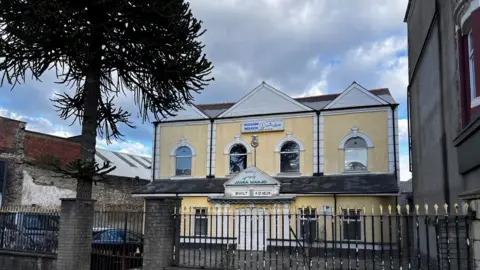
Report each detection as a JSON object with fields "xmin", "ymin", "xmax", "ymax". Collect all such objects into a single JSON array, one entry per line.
[{"xmin": 0, "ymin": 0, "xmax": 411, "ymax": 181}]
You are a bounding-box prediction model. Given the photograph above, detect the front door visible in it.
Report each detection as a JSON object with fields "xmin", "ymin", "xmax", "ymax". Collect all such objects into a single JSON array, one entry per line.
[{"xmin": 235, "ymin": 208, "xmax": 269, "ymax": 250}]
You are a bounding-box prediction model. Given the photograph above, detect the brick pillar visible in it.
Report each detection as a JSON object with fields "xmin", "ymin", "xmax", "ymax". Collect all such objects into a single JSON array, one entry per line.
[
  {"xmin": 142, "ymin": 197, "xmax": 182, "ymax": 270},
  {"xmin": 56, "ymin": 199, "xmax": 95, "ymax": 270}
]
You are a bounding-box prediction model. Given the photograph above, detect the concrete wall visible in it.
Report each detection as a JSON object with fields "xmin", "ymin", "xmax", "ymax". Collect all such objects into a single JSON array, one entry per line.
[
  {"xmin": 407, "ymin": 0, "xmax": 465, "ymax": 206},
  {"xmin": 20, "ymin": 164, "xmax": 147, "ymax": 210},
  {"xmin": 0, "ymin": 250, "xmax": 56, "ymax": 270}
]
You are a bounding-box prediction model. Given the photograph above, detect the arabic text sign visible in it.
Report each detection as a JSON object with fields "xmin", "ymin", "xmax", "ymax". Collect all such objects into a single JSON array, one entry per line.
[{"xmin": 241, "ymin": 120, "xmax": 284, "ymax": 133}]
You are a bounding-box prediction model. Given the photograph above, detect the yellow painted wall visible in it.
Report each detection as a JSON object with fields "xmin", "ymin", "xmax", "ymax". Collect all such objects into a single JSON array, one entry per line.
[
  {"xmin": 158, "ymin": 124, "xmax": 209, "ymax": 178},
  {"xmin": 323, "ymin": 111, "xmax": 389, "ymax": 174},
  {"xmin": 178, "ymin": 196, "xmax": 397, "ymax": 243},
  {"xmin": 215, "ymin": 116, "xmax": 314, "ymax": 177}
]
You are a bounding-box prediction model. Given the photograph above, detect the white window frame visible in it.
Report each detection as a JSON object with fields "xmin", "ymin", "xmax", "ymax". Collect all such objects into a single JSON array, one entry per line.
[
  {"xmin": 228, "ymin": 144, "xmax": 248, "ymax": 174},
  {"xmin": 341, "ymin": 209, "xmax": 363, "ymax": 241},
  {"xmin": 279, "ymin": 141, "xmax": 301, "ymax": 174},
  {"xmin": 193, "ymin": 208, "xmax": 208, "ymax": 237},
  {"xmin": 297, "ymin": 208, "xmax": 318, "ymax": 240},
  {"xmin": 468, "ymin": 30, "xmax": 478, "ymax": 103},
  {"xmin": 175, "ymin": 147, "xmax": 193, "ymax": 176},
  {"xmin": 344, "ymin": 138, "xmax": 369, "ymax": 173}
]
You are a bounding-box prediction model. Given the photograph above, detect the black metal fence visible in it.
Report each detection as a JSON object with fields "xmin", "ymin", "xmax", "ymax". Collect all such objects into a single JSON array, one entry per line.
[
  {"xmin": 0, "ymin": 207, "xmax": 60, "ymax": 254},
  {"xmin": 91, "ymin": 210, "xmax": 145, "ymax": 270},
  {"xmin": 172, "ymin": 204, "xmax": 472, "ymax": 270}
]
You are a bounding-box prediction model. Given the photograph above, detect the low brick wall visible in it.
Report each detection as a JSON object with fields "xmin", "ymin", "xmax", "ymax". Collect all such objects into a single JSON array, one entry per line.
[{"xmin": 0, "ymin": 250, "xmax": 57, "ymax": 270}]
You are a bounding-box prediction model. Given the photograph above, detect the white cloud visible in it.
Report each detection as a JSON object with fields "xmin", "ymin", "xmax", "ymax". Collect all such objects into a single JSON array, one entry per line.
[
  {"xmin": 398, "ymin": 119, "xmax": 408, "ymax": 142},
  {"xmin": 399, "ymin": 154, "xmax": 412, "ymax": 182}
]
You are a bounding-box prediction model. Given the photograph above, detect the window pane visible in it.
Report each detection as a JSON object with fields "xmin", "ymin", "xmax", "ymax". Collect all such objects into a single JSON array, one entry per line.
[
  {"xmin": 175, "ymin": 156, "xmax": 192, "ymax": 176},
  {"xmin": 230, "ymin": 154, "xmax": 247, "ymax": 173},
  {"xmin": 176, "ymin": 146, "xmax": 192, "ymax": 156},
  {"xmin": 345, "ymin": 148, "xmax": 367, "ymax": 171},
  {"xmin": 230, "ymin": 144, "xmax": 247, "ymax": 154},
  {"xmin": 281, "ymin": 141, "xmax": 299, "ymax": 152},
  {"xmin": 345, "ymin": 138, "xmax": 367, "ymax": 149},
  {"xmin": 281, "ymin": 153, "xmax": 299, "ymax": 172}
]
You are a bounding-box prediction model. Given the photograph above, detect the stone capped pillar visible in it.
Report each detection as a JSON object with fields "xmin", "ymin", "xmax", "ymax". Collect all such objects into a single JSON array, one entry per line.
[
  {"xmin": 142, "ymin": 197, "xmax": 182, "ymax": 270},
  {"xmin": 56, "ymin": 199, "xmax": 95, "ymax": 270}
]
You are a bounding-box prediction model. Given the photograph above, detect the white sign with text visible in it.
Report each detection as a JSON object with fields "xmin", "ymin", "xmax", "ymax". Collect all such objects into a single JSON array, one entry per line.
[{"xmin": 241, "ymin": 120, "xmax": 284, "ymax": 133}]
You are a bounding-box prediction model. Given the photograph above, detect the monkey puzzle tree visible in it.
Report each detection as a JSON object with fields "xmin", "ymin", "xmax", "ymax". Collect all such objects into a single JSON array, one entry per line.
[{"xmin": 0, "ymin": 0, "xmax": 213, "ymax": 199}]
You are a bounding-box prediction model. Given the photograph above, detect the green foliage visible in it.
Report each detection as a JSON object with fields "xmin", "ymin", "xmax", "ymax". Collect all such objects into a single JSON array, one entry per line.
[{"xmin": 0, "ymin": 0, "xmax": 214, "ymax": 142}]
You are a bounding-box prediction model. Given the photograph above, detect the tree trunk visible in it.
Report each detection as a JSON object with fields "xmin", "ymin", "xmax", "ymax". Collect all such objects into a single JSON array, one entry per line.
[{"xmin": 76, "ymin": 71, "xmax": 101, "ymax": 200}]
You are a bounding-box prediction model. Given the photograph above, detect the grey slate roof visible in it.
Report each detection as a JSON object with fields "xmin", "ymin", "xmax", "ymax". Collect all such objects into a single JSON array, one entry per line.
[
  {"xmin": 194, "ymin": 88, "xmax": 396, "ymax": 117},
  {"xmin": 399, "ymin": 179, "xmax": 412, "ymax": 194},
  {"xmin": 132, "ymin": 173, "xmax": 398, "ymax": 195}
]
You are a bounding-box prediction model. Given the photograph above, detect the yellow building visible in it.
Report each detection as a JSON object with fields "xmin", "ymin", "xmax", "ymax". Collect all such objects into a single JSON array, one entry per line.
[{"xmin": 134, "ymin": 82, "xmax": 400, "ymax": 251}]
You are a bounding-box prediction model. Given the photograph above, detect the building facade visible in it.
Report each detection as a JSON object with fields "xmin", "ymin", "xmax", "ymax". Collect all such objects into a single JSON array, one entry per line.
[
  {"xmin": 405, "ymin": 0, "xmax": 480, "ymax": 206},
  {"xmin": 135, "ymin": 81, "xmax": 400, "ymax": 248}
]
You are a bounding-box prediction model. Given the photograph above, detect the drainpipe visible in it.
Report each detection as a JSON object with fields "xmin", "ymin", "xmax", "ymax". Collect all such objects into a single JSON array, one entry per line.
[
  {"xmin": 391, "ymin": 105, "xmax": 398, "ymax": 182},
  {"xmin": 314, "ymin": 111, "xmax": 321, "ymax": 176},
  {"xmin": 152, "ymin": 122, "xmax": 158, "ymax": 181},
  {"xmin": 207, "ymin": 118, "xmax": 215, "ymax": 178}
]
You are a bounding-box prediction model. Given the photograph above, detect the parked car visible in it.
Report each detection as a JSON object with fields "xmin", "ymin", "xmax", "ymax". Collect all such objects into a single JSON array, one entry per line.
[
  {"xmin": 91, "ymin": 228, "xmax": 143, "ymax": 270},
  {"xmin": 0, "ymin": 212, "xmax": 59, "ymax": 253}
]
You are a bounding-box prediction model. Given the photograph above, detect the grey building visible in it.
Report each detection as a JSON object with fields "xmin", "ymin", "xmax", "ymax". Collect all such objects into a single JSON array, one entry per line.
[{"xmin": 405, "ymin": 0, "xmax": 480, "ymax": 206}]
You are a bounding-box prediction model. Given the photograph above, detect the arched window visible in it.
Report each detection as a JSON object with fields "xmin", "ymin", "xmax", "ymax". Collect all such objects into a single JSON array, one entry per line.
[
  {"xmin": 344, "ymin": 138, "xmax": 368, "ymax": 172},
  {"xmin": 280, "ymin": 141, "xmax": 300, "ymax": 173},
  {"xmin": 175, "ymin": 146, "xmax": 192, "ymax": 176},
  {"xmin": 229, "ymin": 144, "xmax": 247, "ymax": 174}
]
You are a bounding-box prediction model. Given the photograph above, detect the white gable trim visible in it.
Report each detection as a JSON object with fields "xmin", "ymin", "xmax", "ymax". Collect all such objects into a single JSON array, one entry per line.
[
  {"xmin": 324, "ymin": 82, "xmax": 388, "ymax": 110},
  {"xmin": 169, "ymin": 138, "xmax": 197, "ymax": 156},
  {"xmin": 165, "ymin": 104, "xmax": 209, "ymax": 121},
  {"xmin": 223, "ymin": 135, "xmax": 252, "ymax": 154},
  {"xmin": 274, "ymin": 133, "xmax": 305, "ymax": 152},
  {"xmin": 338, "ymin": 127, "xmax": 374, "ymax": 150},
  {"xmin": 218, "ymin": 82, "xmax": 311, "ymax": 118}
]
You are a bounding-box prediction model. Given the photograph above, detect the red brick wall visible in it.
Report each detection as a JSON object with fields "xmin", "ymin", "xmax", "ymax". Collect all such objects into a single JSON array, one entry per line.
[
  {"xmin": 0, "ymin": 117, "xmax": 23, "ymax": 152},
  {"xmin": 24, "ymin": 131, "xmax": 81, "ymax": 165}
]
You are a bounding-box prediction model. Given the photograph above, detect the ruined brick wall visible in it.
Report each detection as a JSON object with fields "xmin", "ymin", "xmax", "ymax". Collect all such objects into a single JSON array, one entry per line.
[
  {"xmin": 0, "ymin": 117, "xmax": 25, "ymax": 206},
  {"xmin": 22, "ymin": 164, "xmax": 147, "ymax": 211},
  {"xmin": 24, "ymin": 131, "xmax": 81, "ymax": 166}
]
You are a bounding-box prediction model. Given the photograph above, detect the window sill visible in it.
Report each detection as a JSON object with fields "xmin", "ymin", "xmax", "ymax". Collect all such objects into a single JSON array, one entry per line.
[
  {"xmin": 170, "ymin": 176, "xmax": 193, "ymax": 180},
  {"xmin": 276, "ymin": 172, "xmax": 302, "ymax": 177},
  {"xmin": 342, "ymin": 170, "xmax": 369, "ymax": 175},
  {"xmin": 453, "ymin": 116, "xmax": 480, "ymax": 174},
  {"xmin": 471, "ymin": 97, "xmax": 480, "ymax": 108}
]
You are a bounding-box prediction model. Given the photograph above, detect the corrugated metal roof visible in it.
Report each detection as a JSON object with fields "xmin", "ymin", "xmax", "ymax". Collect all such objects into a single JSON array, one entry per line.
[{"xmin": 95, "ymin": 148, "xmax": 152, "ymax": 181}]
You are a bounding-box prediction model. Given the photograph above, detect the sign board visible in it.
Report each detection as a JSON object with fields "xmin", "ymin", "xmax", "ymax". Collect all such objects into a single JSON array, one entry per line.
[
  {"xmin": 233, "ymin": 191, "xmax": 250, "ymax": 196},
  {"xmin": 253, "ymin": 190, "xmax": 272, "ymax": 196},
  {"xmin": 241, "ymin": 120, "xmax": 284, "ymax": 133},
  {"xmin": 231, "ymin": 168, "xmax": 273, "ymax": 185}
]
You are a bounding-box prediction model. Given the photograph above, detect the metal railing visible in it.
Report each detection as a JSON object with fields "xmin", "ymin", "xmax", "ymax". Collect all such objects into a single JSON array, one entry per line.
[
  {"xmin": 91, "ymin": 210, "xmax": 145, "ymax": 270},
  {"xmin": 0, "ymin": 207, "xmax": 60, "ymax": 254},
  {"xmin": 172, "ymin": 204, "xmax": 472, "ymax": 270}
]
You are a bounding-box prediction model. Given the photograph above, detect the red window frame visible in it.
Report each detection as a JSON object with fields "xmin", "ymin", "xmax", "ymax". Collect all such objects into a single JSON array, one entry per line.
[{"xmin": 459, "ymin": 7, "xmax": 480, "ymax": 128}]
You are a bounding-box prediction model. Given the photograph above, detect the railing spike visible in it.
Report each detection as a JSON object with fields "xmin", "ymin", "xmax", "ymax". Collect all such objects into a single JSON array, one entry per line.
[
  {"xmin": 388, "ymin": 204, "xmax": 392, "ymax": 215},
  {"xmin": 406, "ymin": 204, "xmax": 410, "ymax": 215},
  {"xmin": 463, "ymin": 202, "xmax": 470, "ymax": 214},
  {"xmin": 444, "ymin": 203, "xmax": 449, "ymax": 216},
  {"xmin": 415, "ymin": 204, "xmax": 419, "ymax": 215},
  {"xmin": 371, "ymin": 205, "xmax": 375, "ymax": 215},
  {"xmin": 379, "ymin": 205, "xmax": 384, "ymax": 215},
  {"xmin": 434, "ymin": 204, "xmax": 439, "ymax": 216},
  {"xmin": 424, "ymin": 204, "xmax": 429, "ymax": 215},
  {"xmin": 397, "ymin": 204, "xmax": 402, "ymax": 216},
  {"xmin": 454, "ymin": 203, "xmax": 459, "ymax": 215}
]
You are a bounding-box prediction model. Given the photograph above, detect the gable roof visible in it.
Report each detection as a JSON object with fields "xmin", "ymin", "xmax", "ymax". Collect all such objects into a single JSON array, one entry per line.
[
  {"xmin": 193, "ymin": 87, "xmax": 395, "ymax": 118},
  {"xmin": 323, "ymin": 82, "xmax": 390, "ymax": 110},
  {"xmin": 95, "ymin": 148, "xmax": 152, "ymax": 181},
  {"xmin": 217, "ymin": 82, "xmax": 312, "ymax": 118}
]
